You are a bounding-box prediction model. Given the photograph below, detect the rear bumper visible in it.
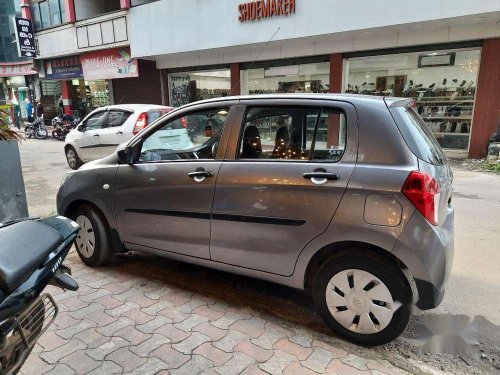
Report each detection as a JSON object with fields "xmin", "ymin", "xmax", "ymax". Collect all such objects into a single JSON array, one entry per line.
[{"xmin": 392, "ymin": 208, "xmax": 454, "ymax": 310}]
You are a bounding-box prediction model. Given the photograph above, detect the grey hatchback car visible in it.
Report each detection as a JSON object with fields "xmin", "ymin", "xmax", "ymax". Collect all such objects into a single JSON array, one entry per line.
[{"xmin": 57, "ymin": 94, "xmax": 454, "ymax": 346}]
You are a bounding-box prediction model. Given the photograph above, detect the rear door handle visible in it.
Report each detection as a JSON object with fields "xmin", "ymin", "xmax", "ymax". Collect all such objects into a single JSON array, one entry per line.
[
  {"xmin": 93, "ymin": 134, "xmax": 99, "ymax": 137},
  {"xmin": 303, "ymin": 172, "xmax": 340, "ymax": 181},
  {"xmin": 188, "ymin": 170, "xmax": 214, "ymax": 182},
  {"xmin": 116, "ymin": 131, "xmax": 123, "ymax": 135}
]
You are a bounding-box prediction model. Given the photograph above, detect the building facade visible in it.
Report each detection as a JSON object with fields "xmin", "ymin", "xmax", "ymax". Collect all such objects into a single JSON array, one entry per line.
[{"xmin": 130, "ymin": 0, "xmax": 500, "ymax": 158}]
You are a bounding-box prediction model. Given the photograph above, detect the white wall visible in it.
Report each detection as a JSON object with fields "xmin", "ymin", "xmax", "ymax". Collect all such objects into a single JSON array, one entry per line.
[{"xmin": 130, "ymin": 0, "xmax": 500, "ymax": 67}]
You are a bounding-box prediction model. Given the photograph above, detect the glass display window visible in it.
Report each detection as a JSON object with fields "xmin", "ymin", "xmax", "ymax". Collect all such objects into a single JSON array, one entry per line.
[
  {"xmin": 344, "ymin": 48, "xmax": 480, "ymax": 150},
  {"xmin": 168, "ymin": 69, "xmax": 231, "ymax": 107},
  {"xmin": 241, "ymin": 62, "xmax": 330, "ymax": 95}
]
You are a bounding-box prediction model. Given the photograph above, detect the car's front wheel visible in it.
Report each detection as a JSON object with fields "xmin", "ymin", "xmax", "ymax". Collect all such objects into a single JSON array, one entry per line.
[
  {"xmin": 313, "ymin": 251, "xmax": 412, "ymax": 346},
  {"xmin": 65, "ymin": 146, "xmax": 82, "ymax": 170},
  {"xmin": 74, "ymin": 205, "xmax": 113, "ymax": 266}
]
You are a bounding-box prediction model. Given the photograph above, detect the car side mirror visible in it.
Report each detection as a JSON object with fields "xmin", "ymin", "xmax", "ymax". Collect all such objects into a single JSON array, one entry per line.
[{"xmin": 117, "ymin": 146, "xmax": 135, "ymax": 165}]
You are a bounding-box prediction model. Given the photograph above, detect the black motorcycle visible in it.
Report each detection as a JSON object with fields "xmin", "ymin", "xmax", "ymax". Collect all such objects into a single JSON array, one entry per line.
[
  {"xmin": 51, "ymin": 112, "xmax": 81, "ymax": 141},
  {"xmin": 24, "ymin": 117, "xmax": 48, "ymax": 140},
  {"xmin": 0, "ymin": 216, "xmax": 79, "ymax": 374}
]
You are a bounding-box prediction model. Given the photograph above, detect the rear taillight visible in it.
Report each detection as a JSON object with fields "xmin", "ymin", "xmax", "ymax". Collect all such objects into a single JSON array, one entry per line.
[
  {"xmin": 402, "ymin": 171, "xmax": 440, "ymax": 225},
  {"xmin": 133, "ymin": 112, "xmax": 148, "ymax": 135}
]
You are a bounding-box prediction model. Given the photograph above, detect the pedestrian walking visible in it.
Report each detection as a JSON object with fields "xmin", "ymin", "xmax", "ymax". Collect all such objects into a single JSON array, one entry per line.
[{"xmin": 26, "ymin": 99, "xmax": 34, "ymax": 123}]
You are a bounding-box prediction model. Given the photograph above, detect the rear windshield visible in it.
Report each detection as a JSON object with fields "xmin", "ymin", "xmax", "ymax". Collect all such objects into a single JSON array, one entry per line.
[
  {"xmin": 147, "ymin": 109, "xmax": 171, "ymax": 123},
  {"xmin": 390, "ymin": 106, "xmax": 447, "ymax": 165}
]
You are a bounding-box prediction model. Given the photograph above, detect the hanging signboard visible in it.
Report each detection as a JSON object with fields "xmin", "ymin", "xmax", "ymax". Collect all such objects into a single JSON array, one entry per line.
[
  {"xmin": 0, "ymin": 62, "xmax": 37, "ymax": 78},
  {"xmin": 12, "ymin": 17, "xmax": 36, "ymax": 58},
  {"xmin": 81, "ymin": 48, "xmax": 139, "ymax": 80},
  {"xmin": 45, "ymin": 56, "xmax": 83, "ymax": 80}
]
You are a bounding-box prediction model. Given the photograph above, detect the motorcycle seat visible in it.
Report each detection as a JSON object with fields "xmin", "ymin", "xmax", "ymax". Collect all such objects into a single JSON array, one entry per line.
[{"xmin": 0, "ymin": 220, "xmax": 63, "ymax": 293}]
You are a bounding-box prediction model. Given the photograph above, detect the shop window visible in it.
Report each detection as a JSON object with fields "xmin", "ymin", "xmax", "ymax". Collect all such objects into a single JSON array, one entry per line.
[
  {"xmin": 238, "ymin": 106, "xmax": 346, "ymax": 162},
  {"xmin": 241, "ymin": 62, "xmax": 330, "ymax": 95},
  {"xmin": 344, "ymin": 49, "xmax": 480, "ymax": 150},
  {"xmin": 169, "ymin": 70, "xmax": 231, "ymax": 107},
  {"xmin": 31, "ymin": 0, "xmax": 65, "ymax": 30}
]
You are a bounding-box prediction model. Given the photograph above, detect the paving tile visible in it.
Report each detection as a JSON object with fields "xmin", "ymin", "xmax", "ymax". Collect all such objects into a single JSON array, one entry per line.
[
  {"xmin": 194, "ymin": 342, "xmax": 233, "ymax": 366},
  {"xmin": 213, "ymin": 330, "xmax": 250, "ymax": 353},
  {"xmin": 151, "ymin": 344, "xmax": 191, "ymax": 369},
  {"xmin": 162, "ymin": 291, "xmax": 193, "ymax": 306},
  {"xmin": 85, "ymin": 309, "xmax": 118, "ymax": 326},
  {"xmin": 60, "ymin": 296, "xmax": 88, "ymax": 312},
  {"xmin": 115, "ymin": 325, "xmax": 151, "ymax": 345},
  {"xmin": 311, "ymin": 339, "xmax": 348, "ymax": 358},
  {"xmin": 155, "ymin": 323, "xmax": 191, "ymax": 343},
  {"xmin": 211, "ymin": 313, "xmax": 243, "ymax": 330},
  {"xmin": 20, "ymin": 355, "xmax": 55, "ymax": 374},
  {"xmin": 235, "ymin": 340, "xmax": 274, "ymax": 362},
  {"xmin": 94, "ymin": 294, "xmax": 124, "ymax": 309},
  {"xmin": 86, "ymin": 336, "xmax": 129, "ymax": 361},
  {"xmin": 366, "ymin": 359, "xmax": 412, "ymax": 375},
  {"xmin": 129, "ymin": 357, "xmax": 170, "ymax": 374},
  {"xmin": 128, "ymin": 293, "xmax": 157, "ymax": 308},
  {"xmin": 96, "ymin": 316, "xmax": 135, "ymax": 337},
  {"xmin": 177, "ymin": 297, "xmax": 207, "ymax": 313},
  {"xmin": 52, "ymin": 312, "xmax": 80, "ymax": 330},
  {"xmin": 193, "ymin": 322, "xmax": 228, "ymax": 341},
  {"xmin": 74, "ymin": 327, "xmax": 111, "ymax": 349},
  {"xmin": 170, "ymin": 354, "xmax": 214, "ymax": 375},
  {"xmin": 251, "ymin": 327, "xmax": 289, "ymax": 350},
  {"xmin": 342, "ymin": 354, "xmax": 369, "ymax": 371},
  {"xmin": 130, "ymin": 333, "xmax": 170, "ymax": 357},
  {"xmin": 78, "ymin": 288, "xmax": 111, "ymax": 303},
  {"xmin": 107, "ymin": 347, "xmax": 148, "ymax": 372},
  {"xmin": 107, "ymin": 301, "xmax": 141, "ymax": 317},
  {"xmin": 56, "ymin": 320, "xmax": 96, "ymax": 340},
  {"xmin": 43, "ymin": 364, "xmax": 75, "ymax": 375},
  {"xmin": 239, "ymin": 364, "xmax": 269, "ymax": 375},
  {"xmin": 258, "ymin": 350, "xmax": 297, "ymax": 375},
  {"xmin": 173, "ymin": 332, "xmax": 211, "ymax": 354},
  {"xmin": 37, "ymin": 331, "xmax": 67, "ymax": 351},
  {"xmin": 68, "ymin": 303, "xmax": 103, "ymax": 320},
  {"xmin": 125, "ymin": 307, "xmax": 156, "ymax": 324},
  {"xmin": 86, "ymin": 361, "xmax": 123, "ymax": 375},
  {"xmin": 284, "ymin": 362, "xmax": 319, "ymax": 375},
  {"xmin": 193, "ymin": 306, "xmax": 225, "ymax": 321},
  {"xmin": 157, "ymin": 306, "xmax": 190, "ymax": 323},
  {"xmin": 60, "ymin": 349, "xmax": 101, "ymax": 375},
  {"xmin": 273, "ymin": 338, "xmax": 313, "ymax": 360},
  {"xmin": 230, "ymin": 317, "xmax": 266, "ymax": 338},
  {"xmin": 301, "ymin": 346, "xmax": 336, "ymax": 373},
  {"xmin": 40, "ymin": 339, "xmax": 86, "ymax": 364},
  {"xmin": 136, "ymin": 315, "xmax": 171, "ymax": 334},
  {"xmin": 327, "ymin": 359, "xmax": 369, "ymax": 375},
  {"xmin": 214, "ymin": 352, "xmax": 255, "ymax": 375},
  {"xmin": 289, "ymin": 335, "xmax": 313, "ymax": 348},
  {"xmin": 174, "ymin": 313, "xmax": 209, "ymax": 332},
  {"xmin": 102, "ymin": 282, "xmax": 130, "ymax": 295}
]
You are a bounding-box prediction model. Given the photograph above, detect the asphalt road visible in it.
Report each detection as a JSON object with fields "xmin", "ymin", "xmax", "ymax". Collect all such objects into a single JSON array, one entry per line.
[{"xmin": 18, "ymin": 137, "xmax": 500, "ymax": 372}]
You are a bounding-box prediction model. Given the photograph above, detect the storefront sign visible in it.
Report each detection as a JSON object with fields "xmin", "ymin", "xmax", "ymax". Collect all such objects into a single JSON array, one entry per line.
[
  {"xmin": 0, "ymin": 62, "xmax": 37, "ymax": 78},
  {"xmin": 12, "ymin": 17, "xmax": 36, "ymax": 58},
  {"xmin": 45, "ymin": 56, "xmax": 83, "ymax": 80},
  {"xmin": 238, "ymin": 0, "xmax": 296, "ymax": 22},
  {"xmin": 81, "ymin": 48, "xmax": 138, "ymax": 80}
]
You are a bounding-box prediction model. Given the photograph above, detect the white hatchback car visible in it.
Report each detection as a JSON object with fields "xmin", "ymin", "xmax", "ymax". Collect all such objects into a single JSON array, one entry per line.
[{"xmin": 64, "ymin": 104, "xmax": 173, "ymax": 169}]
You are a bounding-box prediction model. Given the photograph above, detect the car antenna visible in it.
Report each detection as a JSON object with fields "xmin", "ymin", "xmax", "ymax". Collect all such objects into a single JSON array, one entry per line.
[{"xmin": 230, "ymin": 27, "xmax": 281, "ymax": 95}]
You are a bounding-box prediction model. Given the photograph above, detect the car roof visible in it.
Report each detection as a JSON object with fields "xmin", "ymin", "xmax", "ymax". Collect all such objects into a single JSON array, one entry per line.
[
  {"xmin": 105, "ymin": 104, "xmax": 172, "ymax": 112},
  {"xmin": 174, "ymin": 93, "xmax": 405, "ymax": 109}
]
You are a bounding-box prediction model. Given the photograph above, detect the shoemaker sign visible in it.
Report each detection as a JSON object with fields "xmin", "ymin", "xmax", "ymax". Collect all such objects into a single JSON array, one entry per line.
[
  {"xmin": 81, "ymin": 48, "xmax": 138, "ymax": 80},
  {"xmin": 238, "ymin": 0, "xmax": 296, "ymax": 22},
  {"xmin": 12, "ymin": 17, "xmax": 36, "ymax": 58}
]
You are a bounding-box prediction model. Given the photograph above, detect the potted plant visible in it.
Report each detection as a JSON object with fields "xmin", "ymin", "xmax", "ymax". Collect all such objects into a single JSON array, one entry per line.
[{"xmin": 0, "ymin": 109, "xmax": 28, "ymax": 222}]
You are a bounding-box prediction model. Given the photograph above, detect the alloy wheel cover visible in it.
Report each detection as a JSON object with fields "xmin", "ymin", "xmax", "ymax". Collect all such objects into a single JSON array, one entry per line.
[
  {"xmin": 325, "ymin": 269, "xmax": 395, "ymax": 334},
  {"xmin": 75, "ymin": 215, "xmax": 96, "ymax": 258}
]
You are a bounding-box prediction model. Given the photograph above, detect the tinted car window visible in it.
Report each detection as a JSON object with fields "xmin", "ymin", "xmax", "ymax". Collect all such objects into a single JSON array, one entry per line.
[
  {"xmin": 107, "ymin": 111, "xmax": 131, "ymax": 127},
  {"xmin": 147, "ymin": 109, "xmax": 171, "ymax": 124},
  {"xmin": 238, "ymin": 106, "xmax": 346, "ymax": 162},
  {"xmin": 390, "ymin": 106, "xmax": 447, "ymax": 165},
  {"xmin": 84, "ymin": 111, "xmax": 107, "ymax": 130}
]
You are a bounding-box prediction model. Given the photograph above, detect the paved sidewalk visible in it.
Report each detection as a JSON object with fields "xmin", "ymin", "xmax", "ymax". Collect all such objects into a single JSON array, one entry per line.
[{"xmin": 20, "ymin": 251, "xmax": 424, "ymax": 375}]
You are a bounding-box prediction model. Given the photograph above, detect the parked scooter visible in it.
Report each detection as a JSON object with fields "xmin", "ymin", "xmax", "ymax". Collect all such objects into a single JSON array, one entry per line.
[
  {"xmin": 0, "ymin": 216, "xmax": 79, "ymax": 374},
  {"xmin": 24, "ymin": 116, "xmax": 48, "ymax": 140},
  {"xmin": 51, "ymin": 111, "xmax": 81, "ymax": 141}
]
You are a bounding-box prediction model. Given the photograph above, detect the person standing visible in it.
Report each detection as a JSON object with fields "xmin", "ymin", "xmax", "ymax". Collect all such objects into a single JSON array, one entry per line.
[
  {"xmin": 35, "ymin": 98, "xmax": 44, "ymax": 120},
  {"xmin": 12, "ymin": 101, "xmax": 20, "ymax": 129},
  {"xmin": 26, "ymin": 99, "xmax": 34, "ymax": 123}
]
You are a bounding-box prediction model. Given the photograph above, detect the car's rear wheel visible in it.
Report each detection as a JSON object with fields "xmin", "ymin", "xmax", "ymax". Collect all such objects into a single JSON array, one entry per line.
[
  {"xmin": 74, "ymin": 205, "xmax": 113, "ymax": 266},
  {"xmin": 313, "ymin": 252, "xmax": 412, "ymax": 346},
  {"xmin": 65, "ymin": 146, "xmax": 82, "ymax": 170}
]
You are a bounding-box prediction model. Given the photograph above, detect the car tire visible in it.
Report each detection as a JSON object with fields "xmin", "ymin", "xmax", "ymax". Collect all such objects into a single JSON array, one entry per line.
[
  {"xmin": 66, "ymin": 146, "xmax": 82, "ymax": 170},
  {"xmin": 313, "ymin": 251, "xmax": 412, "ymax": 346},
  {"xmin": 74, "ymin": 205, "xmax": 113, "ymax": 266}
]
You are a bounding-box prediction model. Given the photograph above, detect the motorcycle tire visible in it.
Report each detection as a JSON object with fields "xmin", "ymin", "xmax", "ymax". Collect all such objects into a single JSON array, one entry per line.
[
  {"xmin": 25, "ymin": 126, "xmax": 33, "ymax": 139},
  {"xmin": 35, "ymin": 127, "xmax": 48, "ymax": 140},
  {"xmin": 52, "ymin": 130, "xmax": 65, "ymax": 141}
]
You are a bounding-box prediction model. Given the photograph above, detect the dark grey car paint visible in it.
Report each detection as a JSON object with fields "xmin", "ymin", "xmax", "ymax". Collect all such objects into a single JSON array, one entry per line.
[{"xmin": 57, "ymin": 94, "xmax": 454, "ymax": 310}]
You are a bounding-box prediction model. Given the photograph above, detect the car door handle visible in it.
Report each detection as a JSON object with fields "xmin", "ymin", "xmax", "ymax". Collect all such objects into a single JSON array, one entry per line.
[
  {"xmin": 188, "ymin": 171, "xmax": 214, "ymax": 178},
  {"xmin": 116, "ymin": 131, "xmax": 123, "ymax": 135},
  {"xmin": 303, "ymin": 172, "xmax": 340, "ymax": 180},
  {"xmin": 93, "ymin": 134, "xmax": 99, "ymax": 137}
]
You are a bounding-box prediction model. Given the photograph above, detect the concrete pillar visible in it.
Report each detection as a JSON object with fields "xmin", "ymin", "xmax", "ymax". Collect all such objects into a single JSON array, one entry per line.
[
  {"xmin": 329, "ymin": 53, "xmax": 343, "ymax": 93},
  {"xmin": 469, "ymin": 38, "xmax": 500, "ymax": 159},
  {"xmin": 63, "ymin": 0, "xmax": 76, "ymax": 22},
  {"xmin": 120, "ymin": 0, "xmax": 131, "ymax": 9},
  {"xmin": 20, "ymin": 0, "xmax": 31, "ymax": 19},
  {"xmin": 230, "ymin": 63, "xmax": 241, "ymax": 96},
  {"xmin": 60, "ymin": 80, "xmax": 73, "ymax": 115}
]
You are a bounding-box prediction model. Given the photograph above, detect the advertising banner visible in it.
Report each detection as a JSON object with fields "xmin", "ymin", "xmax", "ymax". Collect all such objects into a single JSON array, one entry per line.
[
  {"xmin": 0, "ymin": 62, "xmax": 37, "ymax": 78},
  {"xmin": 81, "ymin": 48, "xmax": 138, "ymax": 80},
  {"xmin": 12, "ymin": 17, "xmax": 36, "ymax": 58},
  {"xmin": 45, "ymin": 56, "xmax": 83, "ymax": 80}
]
